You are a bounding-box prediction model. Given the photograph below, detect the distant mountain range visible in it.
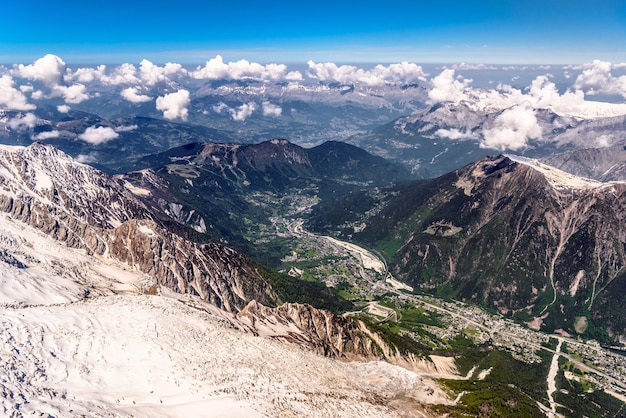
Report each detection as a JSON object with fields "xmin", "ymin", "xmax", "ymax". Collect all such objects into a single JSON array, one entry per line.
[
  {"xmin": 0, "ymin": 106, "xmax": 236, "ymax": 173},
  {"xmin": 119, "ymin": 139, "xmax": 411, "ymax": 258},
  {"xmin": 348, "ymin": 101, "xmax": 626, "ymax": 179}
]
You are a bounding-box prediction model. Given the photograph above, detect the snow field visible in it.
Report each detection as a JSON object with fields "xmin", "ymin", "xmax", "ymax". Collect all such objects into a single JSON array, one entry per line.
[{"xmin": 0, "ymin": 211, "xmax": 445, "ymax": 417}]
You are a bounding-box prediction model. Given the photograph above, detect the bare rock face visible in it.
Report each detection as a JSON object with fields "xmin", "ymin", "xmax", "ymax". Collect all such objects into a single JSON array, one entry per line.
[
  {"xmin": 235, "ymin": 301, "xmax": 455, "ymax": 377},
  {"xmin": 108, "ymin": 220, "xmax": 271, "ymax": 311},
  {"xmin": 238, "ymin": 301, "xmax": 382, "ymax": 360},
  {"xmin": 0, "ymin": 143, "xmax": 272, "ymax": 312},
  {"xmin": 343, "ymin": 155, "xmax": 626, "ymax": 338},
  {"xmin": 0, "ymin": 142, "xmax": 453, "ymax": 372}
]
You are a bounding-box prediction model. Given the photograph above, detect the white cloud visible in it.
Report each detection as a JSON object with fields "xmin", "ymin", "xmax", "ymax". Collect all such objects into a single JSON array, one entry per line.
[
  {"xmin": 307, "ymin": 61, "xmax": 427, "ymax": 86},
  {"xmin": 57, "ymin": 105, "xmax": 71, "ymax": 113},
  {"xmin": 6, "ymin": 112, "xmax": 38, "ymax": 129},
  {"xmin": 12, "ymin": 54, "xmax": 66, "ymax": 86},
  {"xmin": 78, "ymin": 126, "xmax": 120, "ymax": 145},
  {"xmin": 156, "ymin": 89, "xmax": 190, "ymax": 121},
  {"xmin": 595, "ymin": 134, "xmax": 613, "ymax": 147},
  {"xmin": 11, "ymin": 55, "xmax": 90, "ymax": 104},
  {"xmin": 285, "ymin": 71, "xmax": 303, "ymax": 81},
  {"xmin": 52, "ymin": 84, "xmax": 89, "ymax": 104},
  {"xmin": 447, "ymin": 63, "xmax": 498, "ymax": 71},
  {"xmin": 102, "ymin": 63, "xmax": 140, "ymax": 85},
  {"xmin": 428, "ymin": 69, "xmax": 472, "ymax": 104},
  {"xmin": 527, "ymin": 76, "xmax": 585, "ymax": 111},
  {"xmin": 0, "ymin": 75, "xmax": 36, "ymax": 110},
  {"xmin": 229, "ymin": 102, "xmax": 256, "ymax": 121},
  {"xmin": 114, "ymin": 124, "xmax": 139, "ymax": 132},
  {"xmin": 121, "ymin": 86, "xmax": 153, "ymax": 103},
  {"xmin": 139, "ymin": 59, "xmax": 187, "ymax": 86},
  {"xmin": 262, "ymin": 101, "xmax": 282, "ymax": 117},
  {"xmin": 192, "ymin": 55, "xmax": 297, "ymax": 81},
  {"xmin": 434, "ymin": 128, "xmax": 476, "ymax": 140},
  {"xmin": 67, "ymin": 65, "xmax": 107, "ymax": 83},
  {"xmin": 212, "ymin": 102, "xmax": 229, "ymax": 114},
  {"xmin": 425, "ymin": 69, "xmax": 624, "ymax": 120},
  {"xmin": 481, "ymin": 104, "xmax": 542, "ymax": 151},
  {"xmin": 211, "ymin": 101, "xmax": 257, "ymax": 120},
  {"xmin": 66, "ymin": 61, "xmax": 185, "ymax": 87},
  {"xmin": 75, "ymin": 154, "xmax": 97, "ymax": 164},
  {"xmin": 32, "ymin": 130, "xmax": 60, "ymax": 140},
  {"xmin": 573, "ymin": 60, "xmax": 626, "ymax": 98}
]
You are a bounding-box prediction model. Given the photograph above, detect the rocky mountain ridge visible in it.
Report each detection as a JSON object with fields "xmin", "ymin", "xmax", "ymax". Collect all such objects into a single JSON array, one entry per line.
[
  {"xmin": 0, "ymin": 142, "xmax": 440, "ymax": 367},
  {"xmin": 0, "ymin": 143, "xmax": 271, "ymax": 312},
  {"xmin": 120, "ymin": 139, "xmax": 411, "ymax": 249},
  {"xmin": 309, "ymin": 155, "xmax": 626, "ymax": 341}
]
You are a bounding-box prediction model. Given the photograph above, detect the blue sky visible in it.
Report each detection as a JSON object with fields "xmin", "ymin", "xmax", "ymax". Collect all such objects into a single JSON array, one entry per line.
[{"xmin": 2, "ymin": 0, "xmax": 626, "ymax": 64}]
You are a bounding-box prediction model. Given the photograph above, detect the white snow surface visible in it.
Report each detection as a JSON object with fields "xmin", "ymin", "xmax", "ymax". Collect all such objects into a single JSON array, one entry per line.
[
  {"xmin": 0, "ymin": 211, "xmax": 443, "ymax": 417},
  {"xmin": 507, "ymin": 154, "xmax": 624, "ymax": 190}
]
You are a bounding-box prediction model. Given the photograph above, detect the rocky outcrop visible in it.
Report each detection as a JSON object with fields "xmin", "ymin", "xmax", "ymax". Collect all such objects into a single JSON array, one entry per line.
[
  {"xmin": 108, "ymin": 220, "xmax": 271, "ymax": 311},
  {"xmin": 541, "ymin": 145, "xmax": 626, "ymax": 181},
  {"xmin": 235, "ymin": 301, "xmax": 457, "ymax": 377},
  {"xmin": 237, "ymin": 300, "xmax": 381, "ymax": 360},
  {"xmin": 319, "ymin": 155, "xmax": 626, "ymax": 338},
  {"xmin": 0, "ymin": 143, "xmax": 272, "ymax": 312}
]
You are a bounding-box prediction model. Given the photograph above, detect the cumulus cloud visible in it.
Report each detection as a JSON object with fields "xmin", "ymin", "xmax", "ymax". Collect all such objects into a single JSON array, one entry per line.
[
  {"xmin": 262, "ymin": 101, "xmax": 282, "ymax": 117},
  {"xmin": 11, "ymin": 55, "xmax": 90, "ymax": 104},
  {"xmin": 156, "ymin": 89, "xmax": 190, "ymax": 121},
  {"xmin": 12, "ymin": 54, "xmax": 66, "ymax": 86},
  {"xmin": 67, "ymin": 65, "xmax": 107, "ymax": 83},
  {"xmin": 52, "ymin": 84, "xmax": 89, "ymax": 104},
  {"xmin": 0, "ymin": 75, "xmax": 36, "ymax": 110},
  {"xmin": 425, "ymin": 69, "xmax": 620, "ymax": 120},
  {"xmin": 428, "ymin": 69, "xmax": 472, "ymax": 104},
  {"xmin": 229, "ymin": 102, "xmax": 256, "ymax": 121},
  {"xmin": 6, "ymin": 112, "xmax": 38, "ymax": 129},
  {"xmin": 192, "ymin": 55, "xmax": 297, "ymax": 81},
  {"xmin": 212, "ymin": 102, "xmax": 229, "ymax": 114},
  {"xmin": 66, "ymin": 61, "xmax": 185, "ymax": 87},
  {"xmin": 573, "ymin": 60, "xmax": 626, "ymax": 98},
  {"xmin": 78, "ymin": 126, "xmax": 119, "ymax": 145},
  {"xmin": 527, "ymin": 76, "xmax": 585, "ymax": 110},
  {"xmin": 101, "ymin": 63, "xmax": 140, "ymax": 85},
  {"xmin": 595, "ymin": 134, "xmax": 613, "ymax": 147},
  {"xmin": 121, "ymin": 86, "xmax": 153, "ymax": 103},
  {"xmin": 114, "ymin": 124, "xmax": 138, "ymax": 132},
  {"xmin": 139, "ymin": 59, "xmax": 187, "ymax": 86},
  {"xmin": 481, "ymin": 105, "xmax": 542, "ymax": 151},
  {"xmin": 32, "ymin": 130, "xmax": 60, "ymax": 140},
  {"xmin": 210, "ymin": 101, "xmax": 257, "ymax": 121},
  {"xmin": 307, "ymin": 61, "xmax": 427, "ymax": 86},
  {"xmin": 434, "ymin": 128, "xmax": 476, "ymax": 140},
  {"xmin": 75, "ymin": 154, "xmax": 97, "ymax": 164},
  {"xmin": 57, "ymin": 104, "xmax": 70, "ymax": 113}
]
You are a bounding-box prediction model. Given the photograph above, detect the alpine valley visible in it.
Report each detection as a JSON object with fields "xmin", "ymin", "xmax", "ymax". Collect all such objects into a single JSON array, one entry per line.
[{"xmin": 1, "ymin": 56, "xmax": 626, "ymax": 417}]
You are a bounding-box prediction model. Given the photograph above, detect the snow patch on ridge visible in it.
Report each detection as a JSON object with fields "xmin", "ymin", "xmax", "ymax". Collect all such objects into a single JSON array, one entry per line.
[{"xmin": 507, "ymin": 154, "xmax": 617, "ymax": 190}]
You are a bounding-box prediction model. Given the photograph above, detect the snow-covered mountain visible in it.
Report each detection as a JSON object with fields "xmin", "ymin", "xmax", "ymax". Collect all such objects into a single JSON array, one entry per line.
[
  {"xmin": 0, "ymin": 143, "xmax": 271, "ymax": 312},
  {"xmin": 0, "ymin": 142, "xmax": 455, "ymax": 416},
  {"xmin": 0, "ymin": 214, "xmax": 449, "ymax": 417},
  {"xmin": 348, "ymin": 100, "xmax": 626, "ymax": 179}
]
